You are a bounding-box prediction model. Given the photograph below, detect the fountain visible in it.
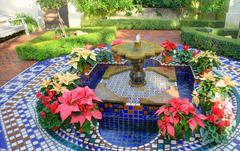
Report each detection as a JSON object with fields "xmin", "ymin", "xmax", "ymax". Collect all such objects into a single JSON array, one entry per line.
[{"xmin": 111, "ymin": 34, "xmax": 164, "ymax": 86}]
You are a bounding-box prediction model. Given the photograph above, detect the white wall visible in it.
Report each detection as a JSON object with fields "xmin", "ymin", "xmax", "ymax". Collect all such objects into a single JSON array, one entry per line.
[
  {"xmin": 0, "ymin": 0, "xmax": 45, "ymax": 28},
  {"xmin": 225, "ymin": 0, "xmax": 240, "ymax": 28}
]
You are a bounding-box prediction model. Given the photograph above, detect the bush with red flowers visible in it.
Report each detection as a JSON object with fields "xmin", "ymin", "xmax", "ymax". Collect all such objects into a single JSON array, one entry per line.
[
  {"xmin": 176, "ymin": 44, "xmax": 194, "ymax": 64},
  {"xmin": 155, "ymin": 98, "xmax": 206, "ymax": 139},
  {"xmin": 201, "ymin": 100, "xmax": 235, "ymax": 143},
  {"xmin": 36, "ymin": 73, "xmax": 102, "ymax": 133},
  {"xmin": 161, "ymin": 40, "xmax": 177, "ymax": 63}
]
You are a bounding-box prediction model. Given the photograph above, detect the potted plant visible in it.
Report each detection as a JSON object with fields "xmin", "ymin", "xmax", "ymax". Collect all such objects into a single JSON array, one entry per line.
[
  {"xmin": 192, "ymin": 72, "xmax": 235, "ymax": 111},
  {"xmin": 36, "ymin": 72, "xmax": 102, "ymax": 133},
  {"xmin": 68, "ymin": 48, "xmax": 97, "ymax": 75},
  {"xmin": 161, "ymin": 40, "xmax": 177, "ymax": 63},
  {"xmin": 155, "ymin": 98, "xmax": 206, "ymax": 140},
  {"xmin": 96, "ymin": 50, "xmax": 114, "ymax": 63},
  {"xmin": 176, "ymin": 44, "xmax": 193, "ymax": 64},
  {"xmin": 191, "ymin": 51, "xmax": 221, "ymax": 75},
  {"xmin": 201, "ymin": 100, "xmax": 235, "ymax": 143}
]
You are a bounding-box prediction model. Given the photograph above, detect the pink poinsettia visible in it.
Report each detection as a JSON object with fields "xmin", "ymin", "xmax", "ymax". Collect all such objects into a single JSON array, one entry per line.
[
  {"xmin": 111, "ymin": 39, "xmax": 123, "ymax": 46},
  {"xmin": 55, "ymin": 86, "xmax": 102, "ymax": 125},
  {"xmin": 155, "ymin": 98, "xmax": 206, "ymax": 138}
]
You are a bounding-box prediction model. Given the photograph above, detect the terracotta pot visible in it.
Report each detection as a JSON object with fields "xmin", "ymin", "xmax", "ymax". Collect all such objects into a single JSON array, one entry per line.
[
  {"xmin": 204, "ymin": 68, "xmax": 212, "ymax": 74},
  {"xmin": 114, "ymin": 55, "xmax": 121, "ymax": 63},
  {"xmin": 163, "ymin": 55, "xmax": 173, "ymax": 63},
  {"xmin": 83, "ymin": 64, "xmax": 91, "ymax": 74},
  {"xmin": 79, "ymin": 129, "xmax": 85, "ymax": 133},
  {"xmin": 51, "ymin": 126, "xmax": 60, "ymax": 131},
  {"xmin": 195, "ymin": 79, "xmax": 201, "ymax": 84}
]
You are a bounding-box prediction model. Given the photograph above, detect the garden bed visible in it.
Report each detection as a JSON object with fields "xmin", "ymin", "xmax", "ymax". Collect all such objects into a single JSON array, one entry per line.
[{"xmin": 16, "ymin": 26, "xmax": 117, "ymax": 60}]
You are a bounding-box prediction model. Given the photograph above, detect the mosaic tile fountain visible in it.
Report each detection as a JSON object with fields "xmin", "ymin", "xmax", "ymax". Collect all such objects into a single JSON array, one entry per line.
[{"xmin": 0, "ymin": 46, "xmax": 239, "ymax": 150}]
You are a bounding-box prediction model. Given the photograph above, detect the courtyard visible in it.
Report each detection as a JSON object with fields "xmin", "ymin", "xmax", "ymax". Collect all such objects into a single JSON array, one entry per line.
[{"xmin": 0, "ymin": 0, "xmax": 240, "ymax": 150}]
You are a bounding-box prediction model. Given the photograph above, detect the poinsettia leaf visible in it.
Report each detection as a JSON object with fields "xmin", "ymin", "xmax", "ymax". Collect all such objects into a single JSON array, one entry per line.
[
  {"xmin": 81, "ymin": 120, "xmax": 91, "ymax": 134},
  {"xmin": 92, "ymin": 118, "xmax": 98, "ymax": 126}
]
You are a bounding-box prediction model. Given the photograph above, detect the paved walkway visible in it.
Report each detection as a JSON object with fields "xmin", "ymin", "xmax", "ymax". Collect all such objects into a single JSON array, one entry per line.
[
  {"xmin": 0, "ymin": 30, "xmax": 181, "ymax": 86},
  {"xmin": 117, "ymin": 30, "xmax": 181, "ymax": 45},
  {"xmin": 0, "ymin": 32, "xmax": 43, "ymax": 86}
]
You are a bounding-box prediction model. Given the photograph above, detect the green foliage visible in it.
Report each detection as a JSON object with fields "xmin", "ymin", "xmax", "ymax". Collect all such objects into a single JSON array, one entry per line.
[
  {"xmin": 96, "ymin": 50, "xmax": 114, "ymax": 63},
  {"xmin": 176, "ymin": 49, "xmax": 193, "ymax": 64},
  {"xmin": 84, "ymin": 19, "xmax": 225, "ymax": 30},
  {"xmin": 179, "ymin": 20, "xmax": 224, "ymax": 28},
  {"xmin": 71, "ymin": 0, "xmax": 135, "ymax": 18},
  {"xmin": 38, "ymin": 0, "xmax": 66, "ymax": 11},
  {"xmin": 201, "ymin": 121, "xmax": 232, "ymax": 143},
  {"xmin": 84, "ymin": 19, "xmax": 180, "ymax": 30},
  {"xmin": 133, "ymin": 0, "xmax": 187, "ymax": 8},
  {"xmin": 10, "ymin": 14, "xmax": 38, "ymax": 33},
  {"xmin": 181, "ymin": 27, "xmax": 240, "ymax": 60},
  {"xmin": 16, "ymin": 27, "xmax": 117, "ymax": 60}
]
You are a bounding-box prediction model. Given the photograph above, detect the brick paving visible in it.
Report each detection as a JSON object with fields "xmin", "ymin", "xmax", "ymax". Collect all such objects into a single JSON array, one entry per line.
[
  {"xmin": 0, "ymin": 32, "xmax": 44, "ymax": 86},
  {"xmin": 0, "ymin": 30, "xmax": 181, "ymax": 86},
  {"xmin": 117, "ymin": 30, "xmax": 182, "ymax": 45}
]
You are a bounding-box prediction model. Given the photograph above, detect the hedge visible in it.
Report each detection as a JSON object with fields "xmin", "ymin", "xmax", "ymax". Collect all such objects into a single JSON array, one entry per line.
[
  {"xmin": 179, "ymin": 20, "xmax": 224, "ymax": 28},
  {"xmin": 83, "ymin": 19, "xmax": 225, "ymax": 30},
  {"xmin": 16, "ymin": 26, "xmax": 117, "ymax": 61},
  {"xmin": 181, "ymin": 27, "xmax": 240, "ymax": 60}
]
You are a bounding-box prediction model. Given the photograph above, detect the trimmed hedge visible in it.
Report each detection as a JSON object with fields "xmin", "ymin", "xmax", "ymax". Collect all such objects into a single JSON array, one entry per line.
[
  {"xmin": 83, "ymin": 19, "xmax": 225, "ymax": 30},
  {"xmin": 179, "ymin": 20, "xmax": 224, "ymax": 28},
  {"xmin": 181, "ymin": 27, "xmax": 240, "ymax": 60},
  {"xmin": 16, "ymin": 27, "xmax": 117, "ymax": 60}
]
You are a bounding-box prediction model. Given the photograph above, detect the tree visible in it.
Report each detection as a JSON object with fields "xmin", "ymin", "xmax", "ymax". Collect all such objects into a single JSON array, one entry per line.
[
  {"xmin": 71, "ymin": 0, "xmax": 135, "ymax": 19},
  {"xmin": 37, "ymin": 0, "xmax": 69, "ymax": 35}
]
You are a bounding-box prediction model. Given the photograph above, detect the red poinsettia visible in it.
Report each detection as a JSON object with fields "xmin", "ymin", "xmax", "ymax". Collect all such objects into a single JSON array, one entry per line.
[
  {"xmin": 36, "ymin": 90, "xmax": 56, "ymax": 107},
  {"xmin": 183, "ymin": 44, "xmax": 189, "ymax": 52},
  {"xmin": 155, "ymin": 98, "xmax": 206, "ymax": 138},
  {"xmin": 161, "ymin": 40, "xmax": 177, "ymax": 51},
  {"xmin": 97, "ymin": 43, "xmax": 107, "ymax": 49},
  {"xmin": 206, "ymin": 100, "xmax": 234, "ymax": 128},
  {"xmin": 111, "ymin": 39, "xmax": 123, "ymax": 46},
  {"xmin": 55, "ymin": 86, "xmax": 102, "ymax": 126}
]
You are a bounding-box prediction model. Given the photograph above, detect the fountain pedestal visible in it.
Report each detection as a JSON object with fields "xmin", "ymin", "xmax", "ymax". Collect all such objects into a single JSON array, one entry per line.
[
  {"xmin": 112, "ymin": 40, "xmax": 164, "ymax": 86},
  {"xmin": 129, "ymin": 59, "xmax": 146, "ymax": 85}
]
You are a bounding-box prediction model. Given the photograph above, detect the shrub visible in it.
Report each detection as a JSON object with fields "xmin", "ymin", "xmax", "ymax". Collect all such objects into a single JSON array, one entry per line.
[
  {"xmin": 83, "ymin": 19, "xmax": 225, "ymax": 30},
  {"xmin": 16, "ymin": 27, "xmax": 117, "ymax": 60},
  {"xmin": 179, "ymin": 20, "xmax": 224, "ymax": 28},
  {"xmin": 181, "ymin": 27, "xmax": 240, "ymax": 60}
]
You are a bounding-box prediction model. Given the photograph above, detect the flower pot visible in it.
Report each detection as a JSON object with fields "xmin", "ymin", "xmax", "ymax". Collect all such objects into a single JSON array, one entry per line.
[
  {"xmin": 51, "ymin": 126, "xmax": 60, "ymax": 131},
  {"xmin": 83, "ymin": 64, "xmax": 91, "ymax": 74},
  {"xmin": 79, "ymin": 129, "xmax": 85, "ymax": 133},
  {"xmin": 163, "ymin": 55, "xmax": 173, "ymax": 63},
  {"xmin": 204, "ymin": 68, "xmax": 212, "ymax": 74},
  {"xmin": 195, "ymin": 79, "xmax": 201, "ymax": 84},
  {"xmin": 199, "ymin": 68, "xmax": 212, "ymax": 76}
]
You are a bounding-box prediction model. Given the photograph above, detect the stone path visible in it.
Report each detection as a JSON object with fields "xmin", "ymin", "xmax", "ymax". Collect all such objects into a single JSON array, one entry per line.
[{"xmin": 0, "ymin": 30, "xmax": 181, "ymax": 86}]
